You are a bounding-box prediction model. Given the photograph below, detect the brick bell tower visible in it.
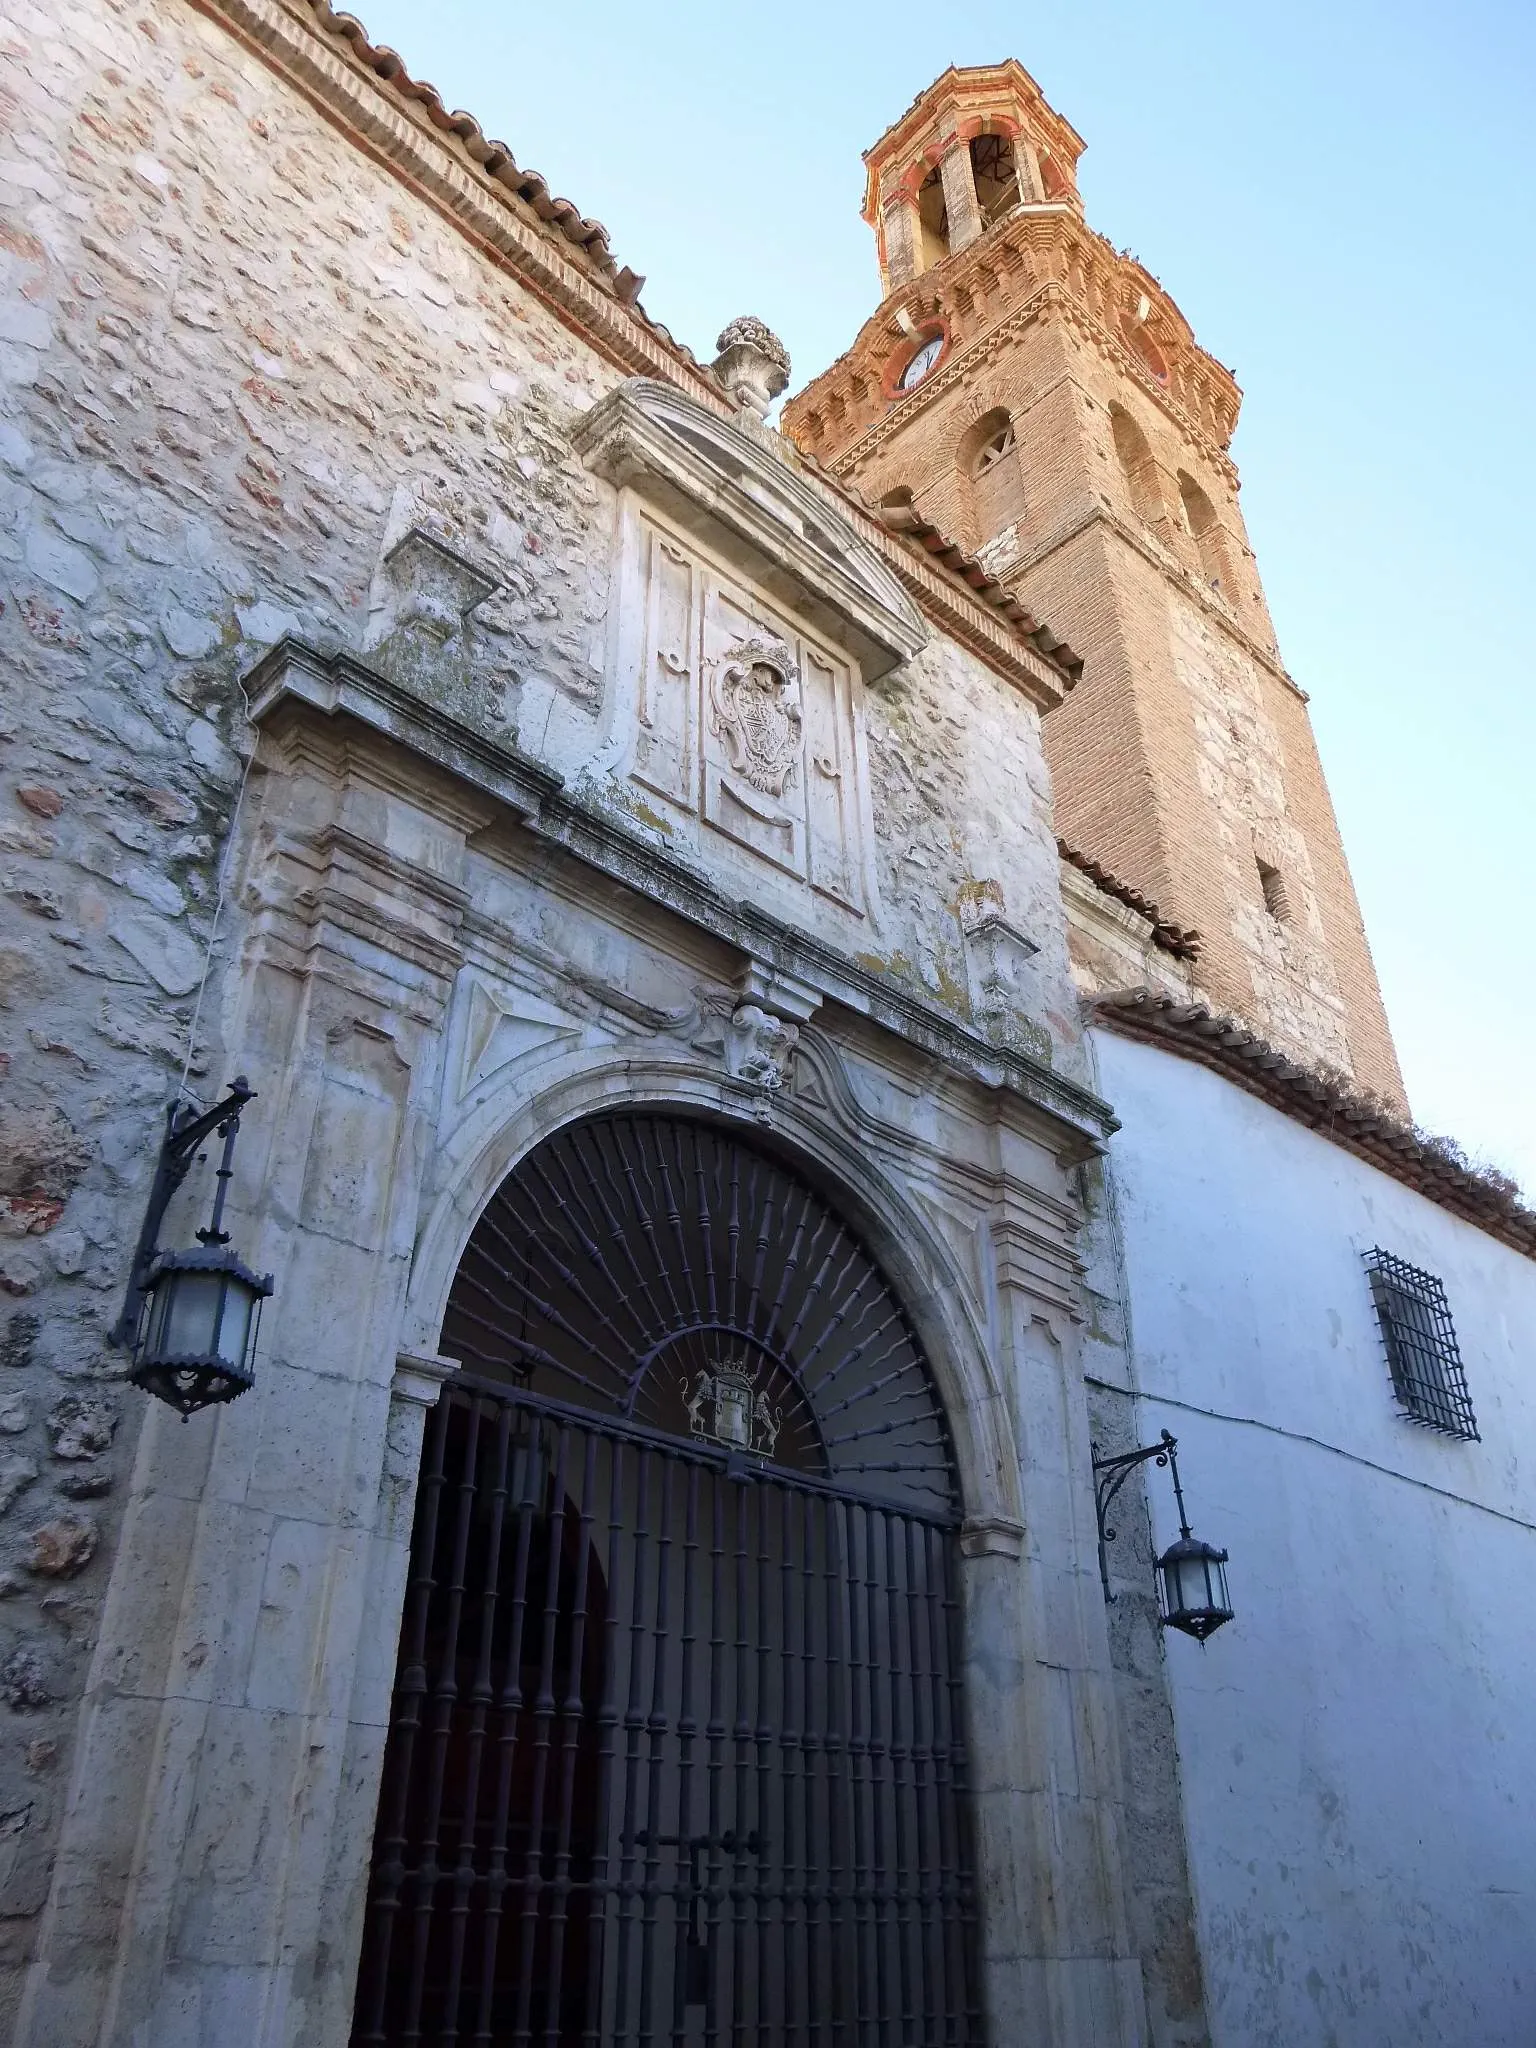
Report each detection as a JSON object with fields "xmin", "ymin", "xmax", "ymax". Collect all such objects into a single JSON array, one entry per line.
[{"xmin": 783, "ymin": 62, "xmax": 1407, "ymax": 1109}]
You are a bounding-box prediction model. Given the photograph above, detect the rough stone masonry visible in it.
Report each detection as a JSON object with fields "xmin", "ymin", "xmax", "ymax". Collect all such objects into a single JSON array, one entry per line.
[{"xmin": 0, "ymin": 2, "xmax": 1112, "ymax": 2032}]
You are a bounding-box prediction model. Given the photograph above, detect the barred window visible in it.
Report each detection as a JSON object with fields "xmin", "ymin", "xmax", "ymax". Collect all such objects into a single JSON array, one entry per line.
[{"xmin": 1363, "ymin": 1248, "xmax": 1478, "ymax": 1440}]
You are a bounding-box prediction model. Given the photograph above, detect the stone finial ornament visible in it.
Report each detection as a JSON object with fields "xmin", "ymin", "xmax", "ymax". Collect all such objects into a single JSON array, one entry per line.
[{"xmin": 712, "ymin": 316, "xmax": 792, "ymax": 417}]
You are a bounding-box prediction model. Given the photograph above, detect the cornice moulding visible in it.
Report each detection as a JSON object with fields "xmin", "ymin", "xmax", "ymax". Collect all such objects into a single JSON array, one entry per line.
[
  {"xmin": 799, "ymin": 280, "xmax": 1236, "ymax": 481},
  {"xmin": 245, "ymin": 639, "xmax": 1118, "ymax": 1157},
  {"xmin": 572, "ymin": 380, "xmax": 928, "ymax": 681}
]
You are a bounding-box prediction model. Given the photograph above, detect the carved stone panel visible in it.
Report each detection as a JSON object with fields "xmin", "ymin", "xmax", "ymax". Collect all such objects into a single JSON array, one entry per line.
[
  {"xmin": 626, "ymin": 507, "xmax": 869, "ymax": 914},
  {"xmin": 634, "ymin": 527, "xmax": 695, "ymax": 808}
]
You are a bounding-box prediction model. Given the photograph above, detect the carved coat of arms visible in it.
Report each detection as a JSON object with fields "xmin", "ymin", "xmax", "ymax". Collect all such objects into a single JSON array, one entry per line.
[
  {"xmin": 681, "ymin": 1355, "xmax": 781, "ymax": 1457},
  {"xmin": 710, "ymin": 636, "xmax": 804, "ymax": 798}
]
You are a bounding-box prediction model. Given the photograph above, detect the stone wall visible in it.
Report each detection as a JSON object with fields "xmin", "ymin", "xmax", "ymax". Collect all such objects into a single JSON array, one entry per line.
[
  {"xmin": 0, "ymin": 0, "xmax": 1097, "ymax": 2027},
  {"xmin": 0, "ymin": 0, "xmax": 641, "ymax": 2003}
]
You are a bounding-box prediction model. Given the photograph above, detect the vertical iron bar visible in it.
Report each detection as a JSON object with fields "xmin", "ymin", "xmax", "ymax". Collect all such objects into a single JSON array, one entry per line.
[
  {"xmin": 612, "ymin": 1445, "xmax": 655, "ymax": 2044},
  {"xmin": 441, "ymin": 1398, "xmax": 514, "ymax": 2039},
  {"xmin": 581, "ymin": 1434, "xmax": 629, "ymax": 2048},
  {"xmin": 635, "ymin": 1451, "xmax": 676, "ymax": 2047},
  {"xmin": 511, "ymin": 1422, "xmax": 572, "ymax": 2048},
  {"xmin": 668, "ymin": 1459, "xmax": 702, "ymax": 2047},
  {"xmin": 884, "ymin": 1510, "xmax": 918, "ymax": 2043},
  {"xmin": 842, "ymin": 1500, "xmax": 873, "ymax": 2048},
  {"xmin": 780, "ymin": 1482, "xmax": 807, "ymax": 2045},
  {"xmin": 729, "ymin": 1477, "xmax": 752, "ymax": 2048},
  {"xmin": 917, "ymin": 1523, "xmax": 956, "ymax": 2044},
  {"xmin": 402, "ymin": 1392, "xmax": 485, "ymax": 2044},
  {"xmin": 821, "ymin": 1490, "xmax": 850, "ymax": 2048},
  {"xmin": 541, "ymin": 1425, "xmax": 599, "ymax": 2047},
  {"xmin": 797, "ymin": 1487, "xmax": 829, "ymax": 2048},
  {"xmin": 862, "ymin": 1506, "xmax": 893, "ymax": 2042},
  {"xmin": 924, "ymin": 1524, "xmax": 966, "ymax": 2046},
  {"xmin": 902, "ymin": 1516, "xmax": 936, "ymax": 2047},
  {"xmin": 471, "ymin": 1409, "xmax": 543, "ymax": 2045},
  {"xmin": 703, "ymin": 1464, "xmax": 728, "ymax": 2048},
  {"xmin": 751, "ymin": 1477, "xmax": 775, "ymax": 2033},
  {"xmin": 355, "ymin": 1386, "xmax": 455, "ymax": 2045}
]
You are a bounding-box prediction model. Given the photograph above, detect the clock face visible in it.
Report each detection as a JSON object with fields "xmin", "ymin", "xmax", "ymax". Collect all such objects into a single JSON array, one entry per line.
[{"xmin": 898, "ymin": 334, "xmax": 944, "ymax": 390}]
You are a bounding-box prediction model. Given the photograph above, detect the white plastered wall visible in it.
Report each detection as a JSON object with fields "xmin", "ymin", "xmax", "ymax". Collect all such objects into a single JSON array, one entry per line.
[{"xmin": 1092, "ymin": 1027, "xmax": 1536, "ymax": 2048}]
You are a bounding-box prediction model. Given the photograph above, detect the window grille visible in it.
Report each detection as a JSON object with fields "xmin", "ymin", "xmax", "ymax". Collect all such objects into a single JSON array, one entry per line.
[
  {"xmin": 1363, "ymin": 1248, "xmax": 1478, "ymax": 1439},
  {"xmin": 973, "ymin": 423, "xmax": 1017, "ymax": 473}
]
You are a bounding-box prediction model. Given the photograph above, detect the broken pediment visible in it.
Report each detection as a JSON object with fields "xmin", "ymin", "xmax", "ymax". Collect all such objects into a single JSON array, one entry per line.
[{"xmin": 572, "ymin": 378, "xmax": 926, "ymax": 681}]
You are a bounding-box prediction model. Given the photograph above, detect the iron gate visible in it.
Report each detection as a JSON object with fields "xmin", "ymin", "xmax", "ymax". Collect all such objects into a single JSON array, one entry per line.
[{"xmin": 352, "ymin": 1114, "xmax": 981, "ymax": 2046}]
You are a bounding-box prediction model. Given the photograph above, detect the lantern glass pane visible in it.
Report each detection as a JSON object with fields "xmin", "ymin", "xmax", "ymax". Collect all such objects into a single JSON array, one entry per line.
[
  {"xmin": 1209, "ymin": 1554, "xmax": 1231, "ymax": 1613},
  {"xmin": 1169, "ymin": 1554, "xmax": 1198, "ymax": 1617},
  {"xmin": 214, "ymin": 1279, "xmax": 255, "ymax": 1366},
  {"xmin": 160, "ymin": 1271, "xmax": 226, "ymax": 1358},
  {"xmin": 143, "ymin": 1267, "xmax": 257, "ymax": 1366}
]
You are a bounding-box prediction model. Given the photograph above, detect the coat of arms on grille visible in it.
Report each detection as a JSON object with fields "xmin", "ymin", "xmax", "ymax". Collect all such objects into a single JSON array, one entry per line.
[
  {"xmin": 681, "ymin": 1355, "xmax": 782, "ymax": 1455},
  {"xmin": 710, "ymin": 636, "xmax": 804, "ymax": 797}
]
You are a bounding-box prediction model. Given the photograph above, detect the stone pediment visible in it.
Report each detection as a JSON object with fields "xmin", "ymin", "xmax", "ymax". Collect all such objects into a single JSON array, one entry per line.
[{"xmin": 572, "ymin": 379, "xmax": 926, "ymax": 680}]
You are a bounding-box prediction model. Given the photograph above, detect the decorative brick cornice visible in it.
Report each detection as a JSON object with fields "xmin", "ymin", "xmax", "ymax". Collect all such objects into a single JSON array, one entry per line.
[
  {"xmin": 784, "ymin": 208, "xmax": 1241, "ymax": 472},
  {"xmin": 1095, "ymin": 990, "xmax": 1536, "ymax": 1261},
  {"xmin": 1009, "ymin": 499, "xmax": 1307, "ymax": 702}
]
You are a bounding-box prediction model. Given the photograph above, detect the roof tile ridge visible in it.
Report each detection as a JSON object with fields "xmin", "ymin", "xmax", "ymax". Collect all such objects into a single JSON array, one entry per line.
[
  {"xmin": 1092, "ymin": 989, "xmax": 1536, "ymax": 1258},
  {"xmin": 852, "ymin": 485, "xmax": 1084, "ymax": 683},
  {"xmin": 1056, "ymin": 839, "xmax": 1202, "ymax": 959},
  {"xmin": 284, "ymin": 0, "xmax": 705, "ymax": 341}
]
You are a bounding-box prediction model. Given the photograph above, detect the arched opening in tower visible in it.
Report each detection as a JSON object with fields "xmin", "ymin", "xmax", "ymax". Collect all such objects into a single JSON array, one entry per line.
[
  {"xmin": 970, "ymin": 134, "xmax": 1021, "ymax": 225},
  {"xmin": 917, "ymin": 165, "xmax": 949, "ymax": 268}
]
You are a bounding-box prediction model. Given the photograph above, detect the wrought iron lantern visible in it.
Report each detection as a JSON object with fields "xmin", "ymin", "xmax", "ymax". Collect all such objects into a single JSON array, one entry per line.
[
  {"xmin": 111, "ymin": 1078, "xmax": 273, "ymax": 1418},
  {"xmin": 1091, "ymin": 1428, "xmax": 1233, "ymax": 1642}
]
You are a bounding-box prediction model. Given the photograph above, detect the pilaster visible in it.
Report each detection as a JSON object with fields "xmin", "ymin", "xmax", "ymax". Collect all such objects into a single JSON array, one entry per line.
[
  {"xmin": 16, "ymin": 683, "xmax": 477, "ymax": 2048},
  {"xmin": 882, "ymin": 196, "xmax": 922, "ymax": 289},
  {"xmin": 961, "ymin": 1137, "xmax": 1146, "ymax": 2047},
  {"xmin": 939, "ymin": 138, "xmax": 985, "ymax": 253}
]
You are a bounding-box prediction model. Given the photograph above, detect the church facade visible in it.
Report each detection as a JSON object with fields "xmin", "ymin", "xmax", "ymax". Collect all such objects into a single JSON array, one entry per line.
[{"xmin": 0, "ymin": 9, "xmax": 1531, "ymax": 2047}]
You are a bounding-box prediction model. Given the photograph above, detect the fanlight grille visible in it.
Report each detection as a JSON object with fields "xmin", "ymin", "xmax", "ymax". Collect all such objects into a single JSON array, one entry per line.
[{"xmin": 442, "ymin": 1113, "xmax": 958, "ymax": 1519}]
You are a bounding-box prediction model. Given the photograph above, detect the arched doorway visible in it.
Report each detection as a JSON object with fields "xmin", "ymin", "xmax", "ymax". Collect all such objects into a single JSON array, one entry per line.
[{"xmin": 352, "ymin": 1112, "xmax": 981, "ymax": 2045}]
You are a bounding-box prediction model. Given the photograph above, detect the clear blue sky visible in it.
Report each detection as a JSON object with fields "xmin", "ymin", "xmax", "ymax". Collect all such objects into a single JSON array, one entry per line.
[{"xmin": 356, "ymin": 0, "xmax": 1535, "ymax": 1192}]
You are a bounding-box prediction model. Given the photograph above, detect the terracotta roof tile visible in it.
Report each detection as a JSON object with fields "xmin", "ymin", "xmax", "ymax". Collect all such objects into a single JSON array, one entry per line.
[
  {"xmin": 301, "ymin": 3, "xmax": 672, "ymax": 320},
  {"xmin": 1058, "ymin": 839, "xmax": 1202, "ymax": 959},
  {"xmin": 864, "ymin": 488, "xmax": 1084, "ymax": 682},
  {"xmin": 1095, "ymin": 989, "xmax": 1535, "ymax": 1259}
]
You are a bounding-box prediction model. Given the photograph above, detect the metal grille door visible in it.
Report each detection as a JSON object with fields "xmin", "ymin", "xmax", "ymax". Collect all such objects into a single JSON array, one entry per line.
[{"xmin": 353, "ymin": 1115, "xmax": 980, "ymax": 2046}]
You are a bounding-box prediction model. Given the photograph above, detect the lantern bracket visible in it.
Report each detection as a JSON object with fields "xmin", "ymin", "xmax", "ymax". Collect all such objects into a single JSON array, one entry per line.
[
  {"xmin": 1090, "ymin": 1428, "xmax": 1179, "ymax": 1602},
  {"xmin": 110, "ymin": 1077, "xmax": 256, "ymax": 1350}
]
